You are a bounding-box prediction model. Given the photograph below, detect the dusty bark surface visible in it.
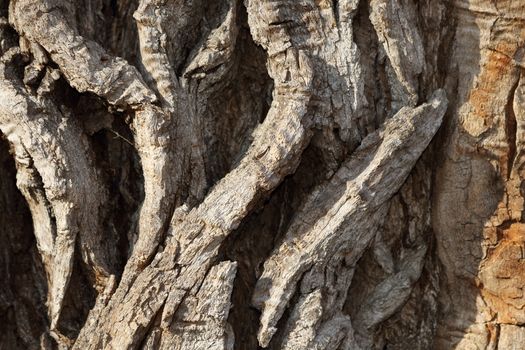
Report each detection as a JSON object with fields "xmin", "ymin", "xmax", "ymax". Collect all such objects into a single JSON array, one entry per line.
[{"xmin": 0, "ymin": 0, "xmax": 524, "ymax": 349}]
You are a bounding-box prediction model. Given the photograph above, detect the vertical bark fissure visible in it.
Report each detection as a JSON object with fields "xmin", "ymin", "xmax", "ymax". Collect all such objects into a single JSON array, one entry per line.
[{"xmin": 505, "ymin": 74, "xmax": 519, "ymax": 179}]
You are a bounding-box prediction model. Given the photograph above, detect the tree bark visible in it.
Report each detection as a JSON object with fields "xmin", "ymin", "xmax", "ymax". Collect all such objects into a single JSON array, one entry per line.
[{"xmin": 0, "ymin": 0, "xmax": 524, "ymax": 349}]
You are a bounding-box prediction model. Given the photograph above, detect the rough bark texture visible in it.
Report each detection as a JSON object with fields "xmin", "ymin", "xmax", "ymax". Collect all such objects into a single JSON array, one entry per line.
[{"xmin": 1, "ymin": 0, "xmax": 524, "ymax": 349}]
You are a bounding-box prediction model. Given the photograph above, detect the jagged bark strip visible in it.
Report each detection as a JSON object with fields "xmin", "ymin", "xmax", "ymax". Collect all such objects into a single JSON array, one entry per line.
[
  {"xmin": 74, "ymin": 1, "xmax": 320, "ymax": 342},
  {"xmin": 158, "ymin": 261, "xmax": 237, "ymax": 350},
  {"xmin": 182, "ymin": 0, "xmax": 239, "ymax": 92},
  {"xmin": 72, "ymin": 47, "xmax": 315, "ymax": 348},
  {"xmin": 135, "ymin": 0, "xmax": 239, "ymax": 99},
  {"xmin": 327, "ymin": 0, "xmax": 364, "ymax": 142},
  {"xmin": 280, "ymin": 289, "xmax": 324, "ymax": 350},
  {"xmin": 0, "ymin": 53, "xmax": 111, "ymax": 336},
  {"xmin": 309, "ymin": 314, "xmax": 356, "ymax": 350},
  {"xmin": 369, "ymin": 0, "xmax": 425, "ymax": 105},
  {"xmin": 74, "ymin": 0, "xmax": 373, "ymax": 346},
  {"xmin": 352, "ymin": 243, "xmax": 427, "ymax": 347},
  {"xmin": 253, "ymin": 90, "xmax": 448, "ymax": 347},
  {"xmin": 8, "ymin": 0, "xmax": 183, "ymax": 270},
  {"xmin": 135, "ymin": 0, "xmax": 206, "ymax": 92},
  {"xmin": 134, "ymin": 0, "xmax": 180, "ymax": 108},
  {"xmin": 355, "ymin": 248, "xmax": 428, "ymax": 330},
  {"xmin": 128, "ymin": 103, "xmax": 178, "ymax": 266},
  {"xmin": 133, "ymin": 0, "xmax": 239, "ymax": 209},
  {"xmin": 133, "ymin": 0, "xmax": 240, "ymax": 221},
  {"xmin": 133, "ymin": 0, "xmax": 239, "ymax": 270},
  {"xmin": 279, "ymin": 267, "xmax": 358, "ymax": 350},
  {"xmin": 9, "ymin": 0, "xmax": 156, "ymax": 108},
  {"xmin": 11, "ymin": 146, "xmax": 55, "ymax": 271}
]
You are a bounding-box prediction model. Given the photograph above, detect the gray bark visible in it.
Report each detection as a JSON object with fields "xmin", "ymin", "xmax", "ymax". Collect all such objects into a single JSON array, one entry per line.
[{"xmin": 1, "ymin": 0, "xmax": 524, "ymax": 349}]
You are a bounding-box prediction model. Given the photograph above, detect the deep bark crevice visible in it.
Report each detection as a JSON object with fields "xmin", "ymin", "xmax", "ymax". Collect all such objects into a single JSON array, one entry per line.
[{"xmin": 0, "ymin": 133, "xmax": 48, "ymax": 350}]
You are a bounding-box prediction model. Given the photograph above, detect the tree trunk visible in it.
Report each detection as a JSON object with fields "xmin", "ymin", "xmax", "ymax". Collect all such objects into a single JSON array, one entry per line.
[{"xmin": 1, "ymin": 0, "xmax": 524, "ymax": 349}]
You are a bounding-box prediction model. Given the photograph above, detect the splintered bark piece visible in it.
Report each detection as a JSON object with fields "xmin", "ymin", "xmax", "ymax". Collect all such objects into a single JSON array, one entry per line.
[
  {"xmin": 253, "ymin": 90, "xmax": 447, "ymax": 347},
  {"xmin": 368, "ymin": 0, "xmax": 425, "ymax": 106}
]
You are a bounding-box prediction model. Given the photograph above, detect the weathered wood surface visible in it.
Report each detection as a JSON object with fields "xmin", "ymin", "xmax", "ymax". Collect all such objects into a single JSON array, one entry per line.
[{"xmin": 0, "ymin": 0, "xmax": 524, "ymax": 349}]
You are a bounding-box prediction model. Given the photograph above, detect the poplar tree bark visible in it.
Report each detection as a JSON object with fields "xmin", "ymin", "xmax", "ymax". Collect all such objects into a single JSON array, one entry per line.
[{"xmin": 1, "ymin": 0, "xmax": 524, "ymax": 349}]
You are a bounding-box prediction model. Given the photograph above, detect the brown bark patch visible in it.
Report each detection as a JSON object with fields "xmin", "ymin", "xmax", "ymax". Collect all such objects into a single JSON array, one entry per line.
[
  {"xmin": 480, "ymin": 222, "xmax": 525, "ymax": 324},
  {"xmin": 468, "ymin": 45, "xmax": 512, "ymax": 126}
]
